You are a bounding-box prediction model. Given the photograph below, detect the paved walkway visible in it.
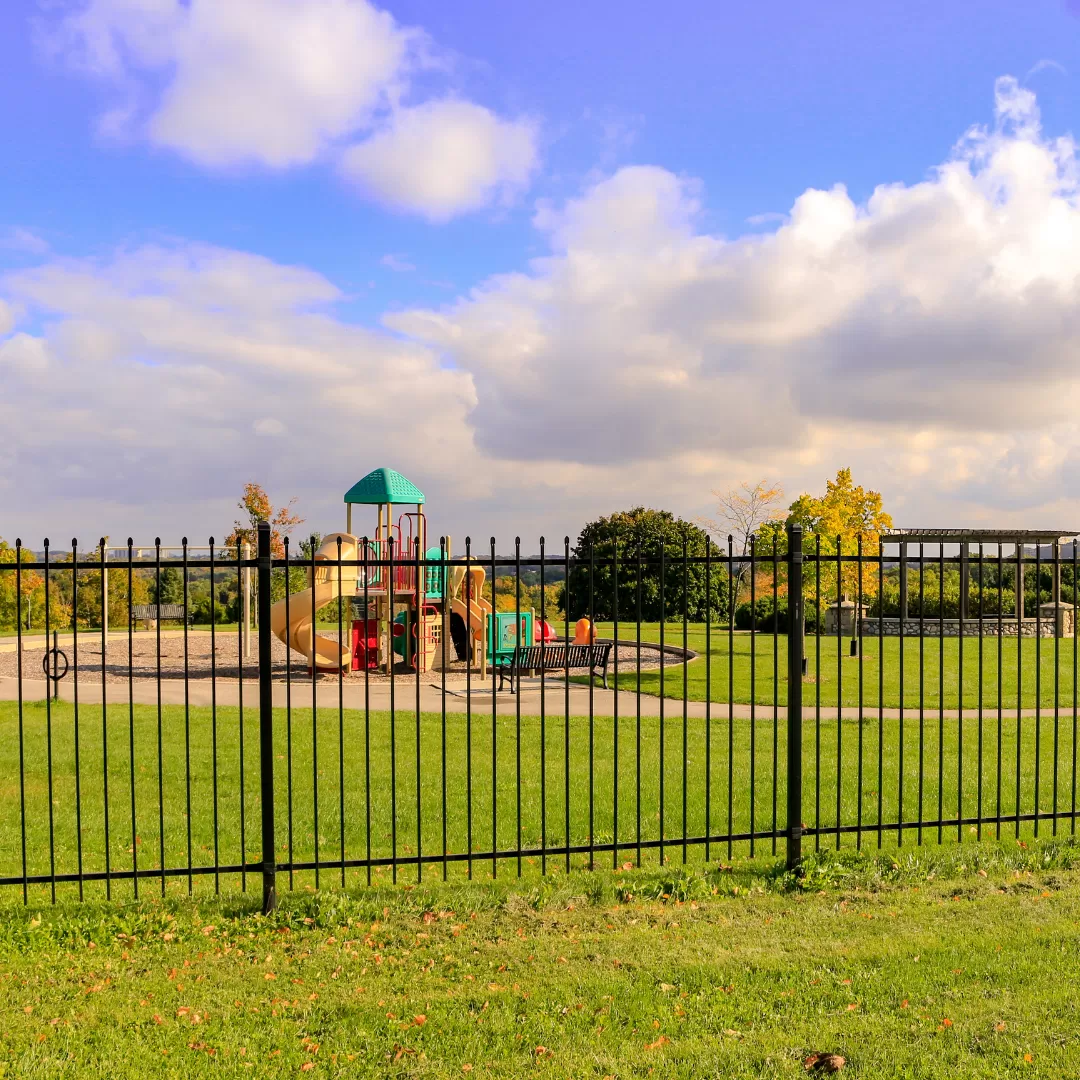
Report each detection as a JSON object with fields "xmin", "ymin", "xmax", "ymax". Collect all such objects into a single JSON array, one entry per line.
[
  {"xmin": 0, "ymin": 675, "xmax": 1067, "ymax": 721},
  {"xmin": 0, "ymin": 629, "xmax": 197, "ymax": 654}
]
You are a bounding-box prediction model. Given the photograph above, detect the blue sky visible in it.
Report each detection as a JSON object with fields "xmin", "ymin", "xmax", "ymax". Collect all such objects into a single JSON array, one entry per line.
[{"xmin": 4, "ymin": 0, "xmax": 1080, "ymax": 545}]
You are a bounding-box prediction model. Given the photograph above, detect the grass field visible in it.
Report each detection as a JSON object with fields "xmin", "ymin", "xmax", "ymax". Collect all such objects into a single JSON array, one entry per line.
[
  {"xmin": 3, "ymin": 846, "xmax": 1080, "ymax": 1077},
  {"xmin": 4, "ymin": 699, "xmax": 1080, "ymax": 906},
  {"xmin": 589, "ymin": 621, "xmax": 1080, "ymax": 709}
]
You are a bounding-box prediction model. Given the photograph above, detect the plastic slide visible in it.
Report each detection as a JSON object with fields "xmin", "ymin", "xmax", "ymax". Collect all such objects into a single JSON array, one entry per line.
[
  {"xmin": 270, "ymin": 532, "xmax": 361, "ymax": 671},
  {"xmin": 451, "ymin": 594, "xmax": 493, "ymax": 636},
  {"xmin": 450, "ymin": 565, "xmax": 491, "ymax": 660}
]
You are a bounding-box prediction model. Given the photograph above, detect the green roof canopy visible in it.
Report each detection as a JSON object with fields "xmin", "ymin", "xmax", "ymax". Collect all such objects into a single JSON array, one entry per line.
[{"xmin": 344, "ymin": 468, "xmax": 425, "ymax": 505}]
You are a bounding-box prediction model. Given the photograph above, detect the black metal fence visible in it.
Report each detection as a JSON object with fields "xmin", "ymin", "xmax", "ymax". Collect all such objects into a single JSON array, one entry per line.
[{"xmin": 1, "ymin": 521, "xmax": 1078, "ymax": 908}]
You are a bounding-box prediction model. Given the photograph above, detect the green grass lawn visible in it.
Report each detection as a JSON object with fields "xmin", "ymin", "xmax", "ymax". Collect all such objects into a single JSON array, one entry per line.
[
  {"xmin": 3, "ymin": 847, "xmax": 1080, "ymax": 1077},
  {"xmin": 4, "ymin": 700, "xmax": 1080, "ymax": 907},
  {"xmin": 590, "ymin": 622, "xmax": 1080, "ymax": 709}
]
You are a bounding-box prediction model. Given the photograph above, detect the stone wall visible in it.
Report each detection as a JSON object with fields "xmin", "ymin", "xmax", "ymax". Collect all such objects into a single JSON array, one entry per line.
[{"xmin": 860, "ymin": 611, "xmax": 1074, "ymax": 638}]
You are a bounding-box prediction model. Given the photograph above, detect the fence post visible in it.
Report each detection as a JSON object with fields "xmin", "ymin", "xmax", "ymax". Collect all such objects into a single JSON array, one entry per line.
[
  {"xmin": 785, "ymin": 520, "xmax": 804, "ymax": 871},
  {"xmin": 256, "ymin": 521, "xmax": 277, "ymax": 914},
  {"xmin": 243, "ymin": 541, "xmax": 252, "ymax": 659}
]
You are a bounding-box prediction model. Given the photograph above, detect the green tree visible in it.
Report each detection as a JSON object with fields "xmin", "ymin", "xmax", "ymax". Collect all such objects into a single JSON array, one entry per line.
[
  {"xmin": 492, "ymin": 576, "xmax": 563, "ymax": 617},
  {"xmin": 152, "ymin": 566, "xmax": 184, "ymax": 605},
  {"xmin": 59, "ymin": 542, "xmax": 151, "ymax": 630},
  {"xmin": 565, "ymin": 508, "xmax": 731, "ymax": 622}
]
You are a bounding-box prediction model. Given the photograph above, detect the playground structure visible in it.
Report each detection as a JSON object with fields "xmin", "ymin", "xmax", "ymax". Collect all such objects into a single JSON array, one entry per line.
[
  {"xmin": 269, "ymin": 532, "xmax": 361, "ymax": 671},
  {"xmin": 270, "ymin": 468, "xmax": 551, "ymax": 677}
]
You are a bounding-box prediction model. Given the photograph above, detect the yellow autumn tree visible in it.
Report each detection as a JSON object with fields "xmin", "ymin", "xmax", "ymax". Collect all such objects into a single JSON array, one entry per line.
[
  {"xmin": 0, "ymin": 540, "xmax": 44, "ymax": 629},
  {"xmin": 787, "ymin": 467, "xmax": 892, "ymax": 614}
]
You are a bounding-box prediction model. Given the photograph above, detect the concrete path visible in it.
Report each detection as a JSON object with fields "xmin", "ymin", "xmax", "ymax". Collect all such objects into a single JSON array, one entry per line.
[
  {"xmin": 0, "ymin": 674, "xmax": 1066, "ymax": 722},
  {"xmin": 0, "ymin": 629, "xmax": 196, "ymax": 654}
]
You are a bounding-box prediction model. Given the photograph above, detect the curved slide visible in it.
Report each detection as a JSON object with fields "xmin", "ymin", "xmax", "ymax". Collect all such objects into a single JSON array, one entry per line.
[
  {"xmin": 451, "ymin": 595, "xmax": 493, "ymax": 638},
  {"xmin": 270, "ymin": 532, "xmax": 361, "ymax": 672},
  {"xmin": 450, "ymin": 565, "xmax": 491, "ymax": 664}
]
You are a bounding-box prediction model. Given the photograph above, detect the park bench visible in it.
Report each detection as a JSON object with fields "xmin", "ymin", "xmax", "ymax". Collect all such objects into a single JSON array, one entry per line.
[
  {"xmin": 496, "ymin": 642, "xmax": 613, "ymax": 693},
  {"xmin": 130, "ymin": 603, "xmax": 194, "ymax": 629}
]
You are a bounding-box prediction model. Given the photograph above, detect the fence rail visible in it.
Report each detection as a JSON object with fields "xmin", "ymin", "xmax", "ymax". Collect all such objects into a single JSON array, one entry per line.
[{"xmin": 1, "ymin": 521, "xmax": 1078, "ymax": 908}]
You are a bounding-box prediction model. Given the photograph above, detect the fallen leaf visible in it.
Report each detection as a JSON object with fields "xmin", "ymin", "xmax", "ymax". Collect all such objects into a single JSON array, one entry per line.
[
  {"xmin": 804, "ymin": 1052, "xmax": 846, "ymax": 1073},
  {"xmin": 644, "ymin": 1035, "xmax": 670, "ymax": 1051},
  {"xmin": 995, "ymin": 1022, "xmax": 1007, "ymax": 1032}
]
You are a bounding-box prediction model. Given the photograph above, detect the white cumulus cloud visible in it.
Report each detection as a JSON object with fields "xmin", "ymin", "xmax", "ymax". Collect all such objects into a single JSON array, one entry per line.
[
  {"xmin": 45, "ymin": 0, "xmax": 415, "ymax": 167},
  {"xmin": 9, "ymin": 78, "xmax": 1080, "ymax": 543},
  {"xmin": 341, "ymin": 100, "xmax": 538, "ymax": 221},
  {"xmin": 0, "ymin": 242, "xmax": 478, "ymax": 541},
  {"xmin": 389, "ymin": 77, "xmax": 1080, "ymax": 527},
  {"xmin": 253, "ymin": 417, "xmax": 287, "ymax": 437},
  {"xmin": 40, "ymin": 0, "xmax": 539, "ymax": 217}
]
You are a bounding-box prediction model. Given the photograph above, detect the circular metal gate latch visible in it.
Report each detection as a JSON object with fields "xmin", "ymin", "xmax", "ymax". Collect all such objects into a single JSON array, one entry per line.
[{"xmin": 42, "ymin": 647, "xmax": 69, "ymax": 683}]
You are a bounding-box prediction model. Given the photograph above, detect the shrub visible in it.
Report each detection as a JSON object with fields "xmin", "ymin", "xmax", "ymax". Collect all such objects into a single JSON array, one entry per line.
[{"xmin": 733, "ymin": 597, "xmax": 819, "ymax": 635}]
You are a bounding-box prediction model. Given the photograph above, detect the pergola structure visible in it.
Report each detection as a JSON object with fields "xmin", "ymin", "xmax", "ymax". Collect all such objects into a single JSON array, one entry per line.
[{"xmin": 882, "ymin": 530, "xmax": 1078, "ymax": 622}]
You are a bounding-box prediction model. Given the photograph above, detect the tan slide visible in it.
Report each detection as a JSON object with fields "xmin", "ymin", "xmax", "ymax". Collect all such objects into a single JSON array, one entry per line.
[
  {"xmin": 270, "ymin": 532, "xmax": 361, "ymax": 671},
  {"xmin": 450, "ymin": 565, "xmax": 491, "ymax": 668},
  {"xmin": 450, "ymin": 595, "xmax": 493, "ymax": 636}
]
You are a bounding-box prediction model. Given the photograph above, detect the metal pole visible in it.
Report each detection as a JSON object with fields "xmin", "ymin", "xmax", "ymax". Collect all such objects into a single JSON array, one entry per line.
[
  {"xmin": 256, "ymin": 521, "xmax": 277, "ymax": 914},
  {"xmin": 899, "ymin": 542, "xmax": 908, "ymax": 622},
  {"xmin": 102, "ymin": 543, "xmax": 108, "ymax": 658},
  {"xmin": 1054, "ymin": 539, "xmax": 1062, "ymax": 606},
  {"xmin": 960, "ymin": 542, "xmax": 970, "ymax": 621},
  {"xmin": 243, "ymin": 541, "xmax": 252, "ymax": 659},
  {"xmin": 1017, "ymin": 542, "xmax": 1025, "ymax": 622},
  {"xmin": 786, "ymin": 519, "xmax": 805, "ymax": 871}
]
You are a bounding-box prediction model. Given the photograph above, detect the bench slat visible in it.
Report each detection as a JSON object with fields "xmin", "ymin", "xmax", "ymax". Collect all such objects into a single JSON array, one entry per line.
[
  {"xmin": 131, "ymin": 604, "xmax": 194, "ymax": 625},
  {"xmin": 496, "ymin": 642, "xmax": 613, "ymax": 691}
]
